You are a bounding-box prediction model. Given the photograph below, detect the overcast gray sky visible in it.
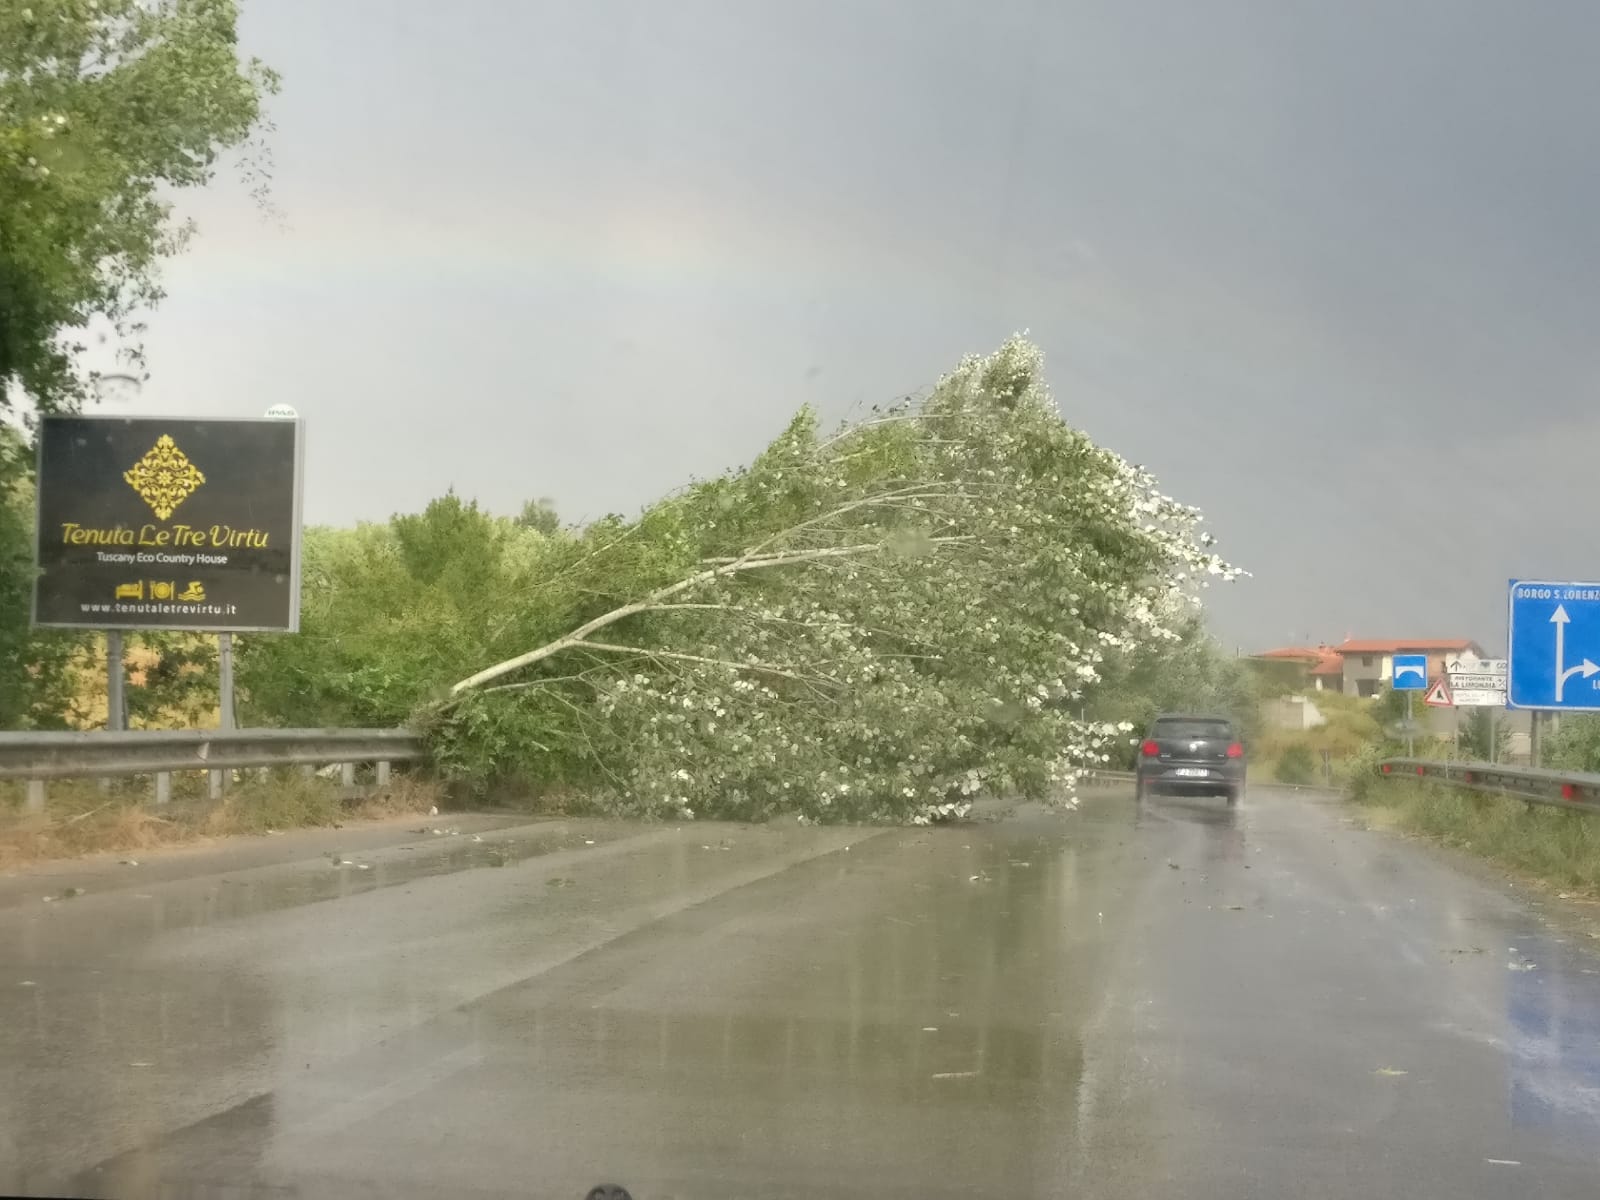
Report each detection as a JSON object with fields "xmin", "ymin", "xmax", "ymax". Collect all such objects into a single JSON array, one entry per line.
[{"xmin": 129, "ymin": 0, "xmax": 1600, "ymax": 652}]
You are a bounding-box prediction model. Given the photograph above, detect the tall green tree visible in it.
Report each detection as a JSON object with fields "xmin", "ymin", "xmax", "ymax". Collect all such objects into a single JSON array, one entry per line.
[
  {"xmin": 0, "ymin": 422, "xmax": 83, "ymax": 728},
  {"xmin": 515, "ymin": 497, "xmax": 560, "ymax": 535},
  {"xmin": 0, "ymin": 0, "xmax": 278, "ymax": 414},
  {"xmin": 235, "ymin": 502, "xmax": 556, "ymax": 728}
]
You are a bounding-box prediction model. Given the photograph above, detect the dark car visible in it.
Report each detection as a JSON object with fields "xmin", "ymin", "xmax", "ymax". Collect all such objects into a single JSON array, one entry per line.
[{"xmin": 1135, "ymin": 713, "xmax": 1246, "ymax": 804}]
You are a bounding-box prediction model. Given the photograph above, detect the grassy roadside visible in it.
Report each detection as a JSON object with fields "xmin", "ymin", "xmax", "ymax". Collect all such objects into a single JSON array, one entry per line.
[
  {"xmin": 1351, "ymin": 777, "xmax": 1600, "ymax": 897},
  {"xmin": 0, "ymin": 772, "xmax": 443, "ymax": 870}
]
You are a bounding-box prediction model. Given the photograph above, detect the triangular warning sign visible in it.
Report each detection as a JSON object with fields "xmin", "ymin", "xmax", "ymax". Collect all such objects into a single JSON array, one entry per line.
[{"xmin": 1423, "ymin": 675, "xmax": 1454, "ymax": 708}]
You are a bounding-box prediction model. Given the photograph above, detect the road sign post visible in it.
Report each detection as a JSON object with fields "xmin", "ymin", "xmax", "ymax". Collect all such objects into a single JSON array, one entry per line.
[
  {"xmin": 1392, "ymin": 653, "xmax": 1427, "ymax": 756},
  {"xmin": 1507, "ymin": 581, "xmax": 1600, "ymax": 712}
]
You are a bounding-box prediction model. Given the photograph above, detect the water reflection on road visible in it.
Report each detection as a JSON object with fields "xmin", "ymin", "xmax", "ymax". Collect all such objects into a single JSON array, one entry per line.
[
  {"xmin": 1506, "ymin": 927, "xmax": 1600, "ymax": 1144},
  {"xmin": 8, "ymin": 791, "xmax": 1600, "ymax": 1197}
]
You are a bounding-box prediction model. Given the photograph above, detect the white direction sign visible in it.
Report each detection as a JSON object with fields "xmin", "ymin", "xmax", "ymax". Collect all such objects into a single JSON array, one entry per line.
[
  {"xmin": 1444, "ymin": 653, "xmax": 1507, "ymax": 708},
  {"xmin": 1445, "ymin": 655, "xmax": 1506, "ymax": 674}
]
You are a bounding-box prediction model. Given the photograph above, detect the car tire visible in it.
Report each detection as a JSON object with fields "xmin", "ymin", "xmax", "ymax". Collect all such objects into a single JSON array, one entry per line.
[
  {"xmin": 1134, "ymin": 780, "xmax": 1147, "ymax": 803},
  {"xmin": 1226, "ymin": 785, "xmax": 1243, "ymax": 806}
]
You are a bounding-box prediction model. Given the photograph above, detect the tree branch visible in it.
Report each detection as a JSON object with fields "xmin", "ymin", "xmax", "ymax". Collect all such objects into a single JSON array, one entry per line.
[
  {"xmin": 577, "ymin": 642, "xmax": 817, "ymax": 683},
  {"xmin": 449, "ymin": 526, "xmax": 973, "ymax": 695}
]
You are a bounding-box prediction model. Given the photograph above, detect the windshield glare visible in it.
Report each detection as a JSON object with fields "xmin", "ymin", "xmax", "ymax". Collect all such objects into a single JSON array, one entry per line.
[{"xmin": 3, "ymin": 2, "xmax": 1598, "ymax": 1197}]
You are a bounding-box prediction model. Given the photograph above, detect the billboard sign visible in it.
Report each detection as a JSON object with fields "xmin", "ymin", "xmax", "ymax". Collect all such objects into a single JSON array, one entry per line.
[{"xmin": 32, "ymin": 416, "xmax": 304, "ymax": 632}]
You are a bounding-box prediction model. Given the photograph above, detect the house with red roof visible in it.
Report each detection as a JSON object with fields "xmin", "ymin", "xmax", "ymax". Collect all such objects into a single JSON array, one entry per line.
[
  {"xmin": 1332, "ymin": 638, "xmax": 1483, "ymax": 698},
  {"xmin": 1247, "ymin": 645, "xmax": 1348, "ymax": 693},
  {"xmin": 1250, "ymin": 638, "xmax": 1484, "ymax": 698}
]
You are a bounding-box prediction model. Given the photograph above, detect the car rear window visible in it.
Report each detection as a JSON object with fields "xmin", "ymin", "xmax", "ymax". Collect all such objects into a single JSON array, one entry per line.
[{"xmin": 1152, "ymin": 719, "xmax": 1234, "ymax": 739}]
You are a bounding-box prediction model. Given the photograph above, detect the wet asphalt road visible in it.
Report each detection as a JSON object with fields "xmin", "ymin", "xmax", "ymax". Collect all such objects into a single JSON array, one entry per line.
[{"xmin": 2, "ymin": 787, "xmax": 1599, "ymax": 1199}]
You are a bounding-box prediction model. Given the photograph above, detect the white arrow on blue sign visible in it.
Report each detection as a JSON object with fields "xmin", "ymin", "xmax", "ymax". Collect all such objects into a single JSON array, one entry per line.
[
  {"xmin": 1391, "ymin": 653, "xmax": 1429, "ymax": 690},
  {"xmin": 1507, "ymin": 580, "xmax": 1600, "ymax": 710}
]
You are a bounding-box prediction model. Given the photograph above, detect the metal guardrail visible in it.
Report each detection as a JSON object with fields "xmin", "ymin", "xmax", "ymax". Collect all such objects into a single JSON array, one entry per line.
[
  {"xmin": 1081, "ymin": 769, "xmax": 1136, "ymax": 785},
  {"xmin": 0, "ymin": 728, "xmax": 425, "ymax": 813},
  {"xmin": 1378, "ymin": 757, "xmax": 1600, "ymax": 815}
]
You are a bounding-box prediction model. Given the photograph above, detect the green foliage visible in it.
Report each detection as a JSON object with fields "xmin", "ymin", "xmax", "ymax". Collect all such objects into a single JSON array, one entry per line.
[
  {"xmin": 236, "ymin": 499, "xmax": 559, "ymax": 726},
  {"xmin": 1364, "ymin": 779, "xmax": 1600, "ymax": 896},
  {"xmin": 0, "ymin": 0, "xmax": 278, "ymax": 413},
  {"xmin": 1371, "ymin": 685, "xmax": 1411, "ymax": 729},
  {"xmin": 1544, "ymin": 713, "xmax": 1600, "ymax": 773},
  {"xmin": 1344, "ymin": 740, "xmax": 1388, "ymax": 801},
  {"xmin": 1244, "ymin": 657, "xmax": 1312, "ymax": 697},
  {"xmin": 1274, "ymin": 742, "xmax": 1316, "ymax": 785},
  {"xmin": 125, "ymin": 631, "xmax": 216, "ymax": 727},
  {"xmin": 427, "ymin": 339, "xmax": 1240, "ymax": 821},
  {"xmin": 1457, "ymin": 707, "xmax": 1511, "ymax": 762},
  {"xmin": 0, "ymin": 423, "xmax": 83, "ymax": 728},
  {"xmin": 515, "ymin": 497, "xmax": 560, "ymax": 535},
  {"xmin": 244, "ymin": 340, "xmax": 1242, "ymax": 823}
]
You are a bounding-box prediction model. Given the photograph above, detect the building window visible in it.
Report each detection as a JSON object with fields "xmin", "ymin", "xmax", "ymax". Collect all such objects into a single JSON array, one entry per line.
[
  {"xmin": 1361, "ymin": 655, "xmax": 1373, "ymax": 667},
  {"xmin": 1358, "ymin": 680, "xmax": 1379, "ymax": 698}
]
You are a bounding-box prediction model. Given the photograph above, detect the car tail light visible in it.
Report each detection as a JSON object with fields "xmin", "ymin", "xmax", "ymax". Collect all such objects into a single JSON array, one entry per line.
[
  {"xmin": 1140, "ymin": 740, "xmax": 1160, "ymax": 757},
  {"xmin": 1226, "ymin": 742, "xmax": 1244, "ymax": 758}
]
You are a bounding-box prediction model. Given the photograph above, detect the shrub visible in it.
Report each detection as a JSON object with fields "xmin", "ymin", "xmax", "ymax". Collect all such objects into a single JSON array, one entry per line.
[{"xmin": 1274, "ymin": 742, "xmax": 1317, "ymax": 785}]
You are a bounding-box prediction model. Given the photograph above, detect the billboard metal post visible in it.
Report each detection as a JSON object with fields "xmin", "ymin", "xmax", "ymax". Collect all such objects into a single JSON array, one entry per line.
[
  {"xmin": 105, "ymin": 631, "xmax": 125, "ymax": 732},
  {"xmin": 211, "ymin": 631, "xmax": 236, "ymax": 799},
  {"xmin": 219, "ymin": 633, "xmax": 236, "ymax": 730},
  {"xmin": 101, "ymin": 630, "xmax": 126, "ymax": 794}
]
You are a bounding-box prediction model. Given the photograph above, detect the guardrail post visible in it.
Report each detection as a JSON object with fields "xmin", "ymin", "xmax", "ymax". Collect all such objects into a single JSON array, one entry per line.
[
  {"xmin": 154, "ymin": 772, "xmax": 171, "ymax": 806},
  {"xmin": 27, "ymin": 779, "xmax": 45, "ymax": 814},
  {"xmin": 208, "ymin": 768, "xmax": 223, "ymax": 801},
  {"xmin": 376, "ymin": 760, "xmax": 391, "ymax": 787},
  {"xmin": 340, "ymin": 762, "xmax": 356, "ymax": 789}
]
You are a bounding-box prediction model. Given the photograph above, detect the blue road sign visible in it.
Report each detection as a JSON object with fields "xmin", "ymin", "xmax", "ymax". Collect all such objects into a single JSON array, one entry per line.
[
  {"xmin": 1508, "ymin": 580, "xmax": 1600, "ymax": 711},
  {"xmin": 1391, "ymin": 654, "xmax": 1429, "ymax": 691}
]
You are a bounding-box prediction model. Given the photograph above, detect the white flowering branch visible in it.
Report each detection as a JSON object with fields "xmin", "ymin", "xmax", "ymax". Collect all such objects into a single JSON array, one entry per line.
[
  {"xmin": 448, "ymin": 535, "xmax": 970, "ymax": 694},
  {"xmin": 433, "ymin": 336, "xmax": 1241, "ymax": 825}
]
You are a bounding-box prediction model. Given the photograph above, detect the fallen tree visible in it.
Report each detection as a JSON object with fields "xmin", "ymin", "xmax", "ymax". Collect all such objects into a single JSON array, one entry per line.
[{"xmin": 419, "ymin": 337, "xmax": 1240, "ymax": 822}]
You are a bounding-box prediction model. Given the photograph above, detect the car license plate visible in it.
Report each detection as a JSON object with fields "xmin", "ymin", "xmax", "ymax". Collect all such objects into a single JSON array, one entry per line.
[{"xmin": 1172, "ymin": 768, "xmax": 1210, "ymax": 778}]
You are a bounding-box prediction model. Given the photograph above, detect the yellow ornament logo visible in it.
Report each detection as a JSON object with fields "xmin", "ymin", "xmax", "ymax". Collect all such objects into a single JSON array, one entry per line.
[{"xmin": 124, "ymin": 435, "xmax": 205, "ymax": 520}]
